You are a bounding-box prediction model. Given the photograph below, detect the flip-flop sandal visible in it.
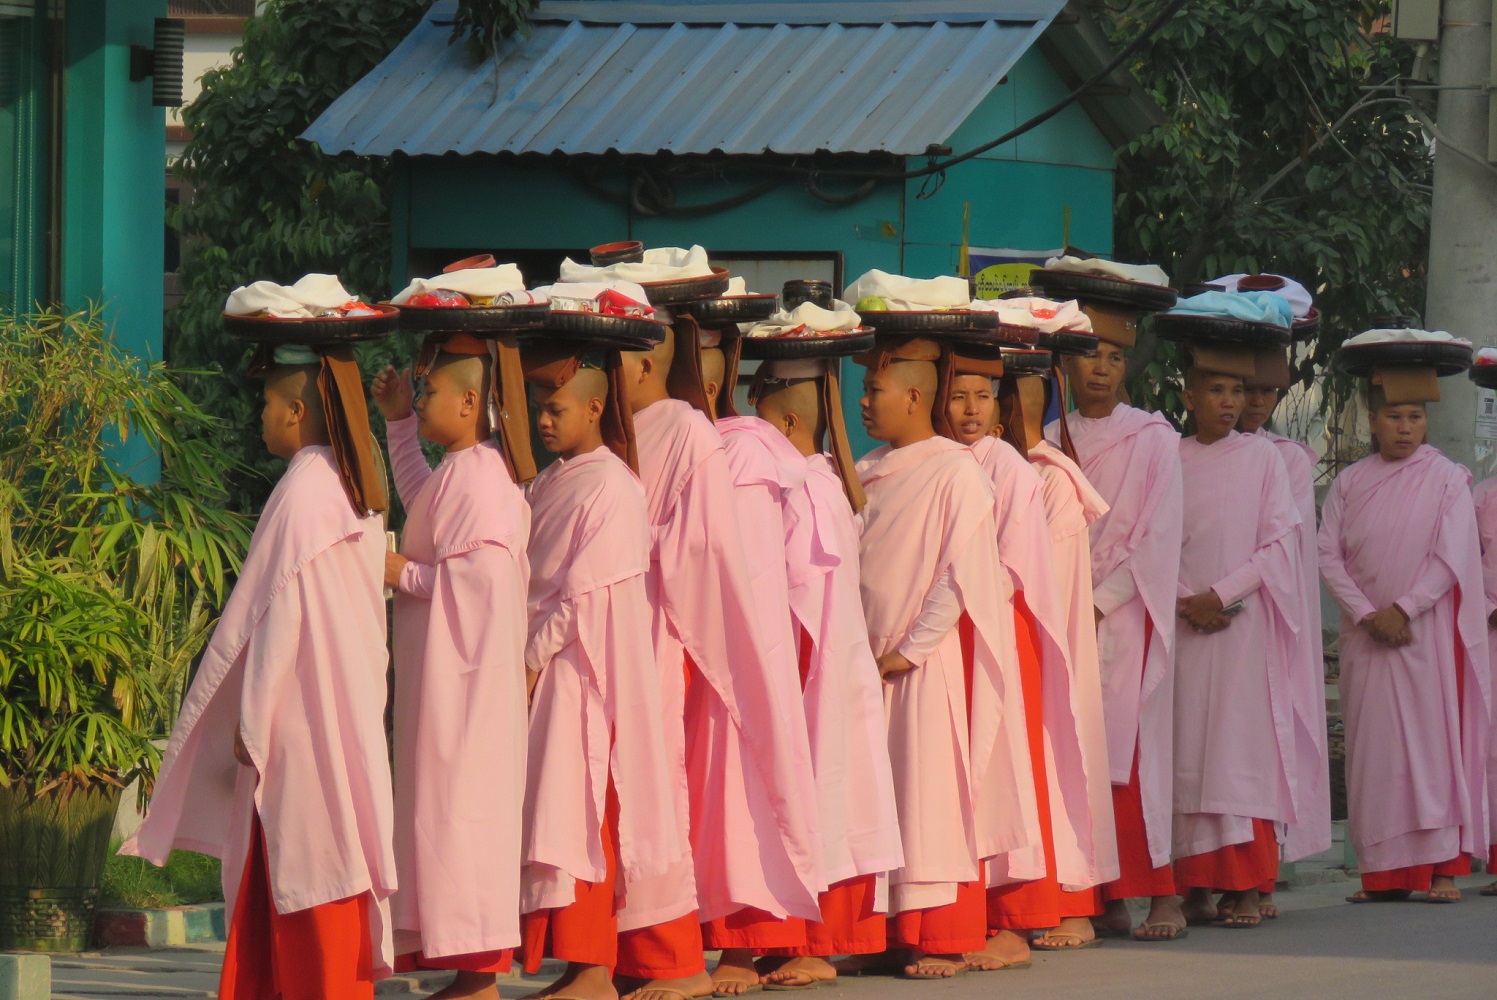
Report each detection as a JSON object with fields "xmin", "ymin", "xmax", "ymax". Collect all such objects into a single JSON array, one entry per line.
[
  {"xmin": 1031, "ymin": 933, "xmax": 1104, "ymax": 952},
  {"xmin": 1345, "ymin": 890, "xmax": 1412, "ymax": 903},
  {"xmin": 711, "ymin": 980, "xmax": 763, "ymax": 997},
  {"xmin": 962, "ymin": 955, "xmax": 1033, "ymax": 971},
  {"xmin": 1131, "ymin": 924, "xmax": 1189, "ymax": 942},
  {"xmin": 902, "ymin": 958, "xmax": 968, "ymax": 980},
  {"xmin": 1480, "ymin": 883, "xmax": 1497, "ymax": 897},
  {"xmin": 1213, "ymin": 914, "xmax": 1262, "ymax": 929},
  {"xmin": 622, "ymin": 990, "xmax": 713, "ymax": 1000},
  {"xmin": 1425, "ymin": 892, "xmax": 1461, "ymax": 904},
  {"xmin": 762, "ymin": 978, "xmax": 832, "ymax": 992}
]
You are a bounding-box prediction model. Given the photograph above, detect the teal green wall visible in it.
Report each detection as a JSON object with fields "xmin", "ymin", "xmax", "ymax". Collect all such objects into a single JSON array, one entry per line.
[
  {"xmin": 63, "ymin": 0, "xmax": 166, "ymax": 481},
  {"xmin": 398, "ymin": 47, "xmax": 1118, "ymax": 457}
]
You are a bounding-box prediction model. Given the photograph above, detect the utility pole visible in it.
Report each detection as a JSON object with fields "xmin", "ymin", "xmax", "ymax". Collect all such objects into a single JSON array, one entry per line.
[{"xmin": 1423, "ymin": 0, "xmax": 1497, "ymax": 477}]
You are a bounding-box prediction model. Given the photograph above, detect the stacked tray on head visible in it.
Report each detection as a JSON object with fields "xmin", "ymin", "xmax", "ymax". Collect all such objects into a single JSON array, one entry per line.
[
  {"xmin": 396, "ymin": 300, "xmax": 550, "ymax": 335},
  {"xmin": 1029, "ymin": 268, "xmax": 1178, "ymax": 313},
  {"xmin": 740, "ymin": 327, "xmax": 877, "ymax": 359},
  {"xmin": 224, "ymin": 304, "xmax": 400, "ymax": 345},
  {"xmin": 679, "ymin": 293, "xmax": 780, "ymax": 326},
  {"xmin": 1335, "ymin": 339, "xmax": 1473, "ymax": 378},
  {"xmin": 997, "ymin": 347, "xmax": 1055, "ymax": 375},
  {"xmin": 536, "ymin": 309, "xmax": 670, "ymax": 351},
  {"xmin": 1152, "ymin": 311, "xmax": 1293, "ymax": 349}
]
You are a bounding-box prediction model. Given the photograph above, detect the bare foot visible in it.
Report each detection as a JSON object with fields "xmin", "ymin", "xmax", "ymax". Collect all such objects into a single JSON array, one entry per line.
[
  {"xmin": 1033, "ymin": 916, "xmax": 1098, "ymax": 950},
  {"xmin": 760, "ymin": 956, "xmax": 836, "ymax": 989},
  {"xmin": 963, "ymin": 929, "xmax": 1031, "ymax": 970},
  {"xmin": 711, "ymin": 950, "xmax": 761, "ymax": 995},
  {"xmin": 1090, "ymin": 898, "xmax": 1132, "ymax": 937},
  {"xmin": 1216, "ymin": 888, "xmax": 1262, "ymax": 927},
  {"xmin": 431, "ymin": 971, "xmax": 500, "ymax": 1000},
  {"xmin": 1258, "ymin": 891, "xmax": 1279, "ymax": 919},
  {"xmin": 524, "ymin": 964, "xmax": 618, "ymax": 1000},
  {"xmin": 1180, "ymin": 888, "xmax": 1217, "ymax": 926},
  {"xmin": 1214, "ymin": 890, "xmax": 1238, "ymax": 921},
  {"xmin": 903, "ymin": 953, "xmax": 965, "ymax": 979},
  {"xmin": 1131, "ymin": 896, "xmax": 1188, "ymax": 941},
  {"xmin": 620, "ymin": 971, "xmax": 714, "ymax": 1000},
  {"xmin": 1345, "ymin": 889, "xmax": 1412, "ymax": 903},
  {"xmin": 1427, "ymin": 875, "xmax": 1462, "ymax": 903}
]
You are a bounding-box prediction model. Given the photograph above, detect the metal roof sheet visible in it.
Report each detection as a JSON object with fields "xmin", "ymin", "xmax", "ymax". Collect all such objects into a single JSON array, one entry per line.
[{"xmin": 304, "ymin": 0, "xmax": 1066, "ymax": 157}]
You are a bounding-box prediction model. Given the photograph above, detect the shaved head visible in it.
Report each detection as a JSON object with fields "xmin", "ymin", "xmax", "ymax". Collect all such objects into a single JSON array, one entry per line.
[
  {"xmin": 620, "ymin": 335, "xmax": 674, "ymax": 413},
  {"xmin": 756, "ymin": 376, "xmax": 825, "ymax": 455},
  {"xmin": 700, "ymin": 347, "xmax": 725, "ymax": 392},
  {"xmin": 264, "ymin": 364, "xmax": 327, "ymax": 433},
  {"xmin": 431, "ymin": 351, "xmax": 491, "ymax": 395},
  {"xmin": 888, "ymin": 358, "xmax": 939, "ymax": 399}
]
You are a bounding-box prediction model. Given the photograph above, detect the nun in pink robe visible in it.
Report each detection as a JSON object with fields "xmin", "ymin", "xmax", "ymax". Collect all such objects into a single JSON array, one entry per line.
[
  {"xmin": 1172, "ymin": 432, "xmax": 1301, "ymax": 886},
  {"xmin": 1474, "ymin": 476, "xmax": 1497, "ymax": 869},
  {"xmin": 1251, "ymin": 427, "xmax": 1332, "ymax": 862},
  {"xmin": 1028, "ymin": 439, "xmax": 1120, "ymax": 899},
  {"xmin": 123, "ymin": 444, "xmax": 397, "ymax": 974},
  {"xmin": 521, "ymin": 445, "xmax": 687, "ymax": 944},
  {"xmin": 703, "ymin": 412, "xmax": 821, "ymax": 949},
  {"xmin": 1319, "ymin": 444, "xmax": 1490, "ymax": 888},
  {"xmin": 385, "ymin": 415, "xmax": 530, "ymax": 966},
  {"xmin": 618, "ymin": 397, "xmax": 821, "ymax": 978},
  {"xmin": 968, "ymin": 436, "xmax": 1116, "ymax": 904},
  {"xmin": 855, "ymin": 435, "xmax": 1040, "ymax": 950},
  {"xmin": 1044, "ymin": 406, "xmax": 1183, "ymax": 890}
]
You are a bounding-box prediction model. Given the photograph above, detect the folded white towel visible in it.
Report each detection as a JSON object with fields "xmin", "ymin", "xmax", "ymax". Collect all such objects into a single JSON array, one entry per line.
[
  {"xmin": 843, "ymin": 269, "xmax": 970, "ymax": 311},
  {"xmin": 224, "ymin": 273, "xmax": 359, "ymax": 318},
  {"xmin": 1343, "ymin": 328, "xmax": 1471, "ymax": 348},
  {"xmin": 391, "ymin": 263, "xmax": 526, "ymax": 304},
  {"xmin": 1044, "ymin": 255, "xmax": 1170, "ymax": 287},
  {"xmin": 968, "ymin": 295, "xmax": 1092, "ymax": 335},
  {"xmin": 559, "ymin": 245, "xmax": 715, "ymax": 283},
  {"xmin": 745, "ymin": 300, "xmax": 861, "ymax": 338}
]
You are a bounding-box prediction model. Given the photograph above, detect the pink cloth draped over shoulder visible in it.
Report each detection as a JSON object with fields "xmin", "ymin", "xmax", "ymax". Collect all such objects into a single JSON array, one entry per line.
[
  {"xmin": 1173, "ymin": 432, "xmax": 1302, "ymax": 858},
  {"xmin": 1026, "ymin": 440, "xmax": 1119, "ymax": 886},
  {"xmin": 1254, "ymin": 428, "xmax": 1331, "ymax": 861},
  {"xmin": 630, "ymin": 399, "xmax": 821, "ymax": 924},
  {"xmin": 970, "ymin": 436, "xmax": 1116, "ymax": 890},
  {"xmin": 783, "ymin": 441, "xmax": 904, "ymax": 886},
  {"xmin": 385, "ymin": 419, "xmax": 530, "ymax": 960},
  {"xmin": 1045, "ymin": 405, "xmax": 1183, "ymax": 869},
  {"xmin": 1319, "ymin": 446, "xmax": 1490, "ymax": 873},
  {"xmin": 521, "ymin": 447, "xmax": 688, "ymax": 930},
  {"xmin": 123, "ymin": 446, "xmax": 396, "ymax": 974},
  {"xmin": 856, "ymin": 436, "xmax": 1040, "ymax": 914}
]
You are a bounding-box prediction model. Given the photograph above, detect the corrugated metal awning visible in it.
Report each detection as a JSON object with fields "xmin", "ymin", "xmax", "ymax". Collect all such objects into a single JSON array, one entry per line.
[{"xmin": 304, "ymin": 0, "xmax": 1067, "ymax": 158}]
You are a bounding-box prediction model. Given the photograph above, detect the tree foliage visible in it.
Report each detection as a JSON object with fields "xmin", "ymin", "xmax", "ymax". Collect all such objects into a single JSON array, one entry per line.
[
  {"xmin": 1098, "ymin": 0, "xmax": 1431, "ymax": 415},
  {"xmin": 169, "ymin": 0, "xmax": 434, "ymax": 512},
  {"xmin": 0, "ymin": 309, "xmax": 250, "ymax": 796}
]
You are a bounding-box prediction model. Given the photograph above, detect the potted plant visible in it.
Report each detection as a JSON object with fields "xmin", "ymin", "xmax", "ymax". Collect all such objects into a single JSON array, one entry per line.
[{"xmin": 0, "ymin": 307, "xmax": 250, "ymax": 951}]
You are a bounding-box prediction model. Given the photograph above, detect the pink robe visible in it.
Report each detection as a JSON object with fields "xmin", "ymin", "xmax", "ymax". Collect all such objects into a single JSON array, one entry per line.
[
  {"xmin": 1044, "ymin": 405, "xmax": 1183, "ymax": 868},
  {"xmin": 386, "ymin": 419, "xmax": 530, "ymax": 959},
  {"xmin": 1254, "ymin": 428, "xmax": 1331, "ymax": 861},
  {"xmin": 855, "ymin": 436, "xmax": 1040, "ymax": 913},
  {"xmin": 969, "ymin": 436, "xmax": 1114, "ymax": 890},
  {"xmin": 1319, "ymin": 445, "xmax": 1490, "ymax": 872},
  {"xmin": 1173, "ymin": 432, "xmax": 1302, "ymax": 858},
  {"xmin": 123, "ymin": 445, "xmax": 396, "ymax": 972},
  {"xmin": 630, "ymin": 399, "xmax": 821, "ymax": 924},
  {"xmin": 1474, "ymin": 477, "xmax": 1497, "ymax": 855},
  {"xmin": 1026, "ymin": 440, "xmax": 1120, "ymax": 886},
  {"xmin": 784, "ymin": 443, "xmax": 903, "ymax": 885},
  {"xmin": 521, "ymin": 447, "xmax": 688, "ymax": 929}
]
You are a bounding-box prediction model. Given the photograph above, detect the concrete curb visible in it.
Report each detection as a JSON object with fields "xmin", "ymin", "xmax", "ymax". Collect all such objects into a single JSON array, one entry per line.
[
  {"xmin": 94, "ymin": 903, "xmax": 226, "ymax": 948},
  {"xmin": 0, "ymin": 954, "xmax": 50, "ymax": 1000}
]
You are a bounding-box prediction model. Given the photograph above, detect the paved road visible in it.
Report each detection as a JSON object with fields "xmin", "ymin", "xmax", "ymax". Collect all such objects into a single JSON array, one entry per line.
[{"xmin": 47, "ymin": 874, "xmax": 1497, "ymax": 1000}]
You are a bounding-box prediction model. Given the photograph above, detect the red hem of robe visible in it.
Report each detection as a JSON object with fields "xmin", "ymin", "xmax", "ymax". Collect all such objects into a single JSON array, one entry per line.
[
  {"xmin": 616, "ymin": 911, "xmax": 707, "ymax": 980},
  {"xmin": 395, "ymin": 950, "xmax": 512, "ymax": 974},
  {"xmin": 758, "ymin": 875, "xmax": 884, "ymax": 957},
  {"xmin": 700, "ymin": 907, "xmax": 808, "ymax": 950},
  {"xmin": 887, "ymin": 880, "xmax": 987, "ymax": 954},
  {"xmin": 1057, "ymin": 886, "xmax": 1103, "ymax": 919},
  {"xmin": 985, "ymin": 600, "xmax": 1062, "ymax": 932},
  {"xmin": 1361, "ymin": 855, "xmax": 1470, "ymax": 892},
  {"xmin": 520, "ymin": 783, "xmax": 621, "ymax": 973},
  {"xmin": 1102, "ymin": 748, "xmax": 1176, "ymax": 900},
  {"xmin": 220, "ymin": 813, "xmax": 374, "ymax": 1000},
  {"xmin": 1173, "ymin": 818, "xmax": 1279, "ymax": 893}
]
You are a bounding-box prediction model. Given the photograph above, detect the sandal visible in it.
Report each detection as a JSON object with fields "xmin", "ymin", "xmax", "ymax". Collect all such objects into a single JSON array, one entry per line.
[
  {"xmin": 1031, "ymin": 932, "xmax": 1103, "ymax": 952},
  {"xmin": 902, "ymin": 957, "xmax": 968, "ymax": 980},
  {"xmin": 1214, "ymin": 913, "xmax": 1262, "ymax": 929},
  {"xmin": 1131, "ymin": 923, "xmax": 1189, "ymax": 942}
]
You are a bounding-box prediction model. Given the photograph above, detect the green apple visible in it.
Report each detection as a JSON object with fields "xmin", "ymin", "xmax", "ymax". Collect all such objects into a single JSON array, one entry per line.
[{"xmin": 855, "ymin": 295, "xmax": 888, "ymax": 312}]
